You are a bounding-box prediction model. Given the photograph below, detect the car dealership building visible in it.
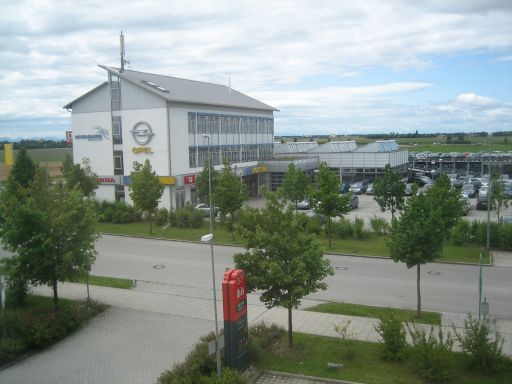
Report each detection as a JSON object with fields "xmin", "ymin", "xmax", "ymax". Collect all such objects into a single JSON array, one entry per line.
[{"xmin": 64, "ymin": 65, "xmax": 277, "ymax": 210}]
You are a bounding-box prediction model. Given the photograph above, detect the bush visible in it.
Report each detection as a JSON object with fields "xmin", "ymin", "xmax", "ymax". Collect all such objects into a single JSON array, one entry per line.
[
  {"xmin": 369, "ymin": 215, "xmax": 390, "ymax": 235},
  {"xmin": 305, "ymin": 216, "xmax": 322, "ymax": 235},
  {"xmin": 407, "ymin": 324, "xmax": 455, "ymax": 382},
  {"xmin": 374, "ymin": 312, "xmax": 407, "ymax": 361},
  {"xmin": 5, "ymin": 273, "xmax": 29, "ymax": 307},
  {"xmin": 154, "ymin": 208, "xmax": 170, "ymax": 226},
  {"xmin": 453, "ymin": 315, "xmax": 505, "ymax": 373},
  {"xmin": 172, "ymin": 207, "xmax": 205, "ymax": 228},
  {"xmin": 353, "ymin": 217, "xmax": 369, "ymax": 239},
  {"xmin": 248, "ymin": 322, "xmax": 286, "ymax": 363},
  {"xmin": 96, "ymin": 201, "xmax": 140, "ymax": 224},
  {"xmin": 333, "ymin": 319, "xmax": 358, "ymax": 360},
  {"xmin": 0, "ymin": 299, "xmax": 105, "ymax": 364},
  {"xmin": 450, "ymin": 220, "xmax": 472, "ymax": 246},
  {"xmin": 334, "ymin": 217, "xmax": 354, "ymax": 239},
  {"xmin": 499, "ymin": 224, "xmax": 512, "ymax": 251},
  {"xmin": 157, "ymin": 331, "xmax": 246, "ymax": 384}
]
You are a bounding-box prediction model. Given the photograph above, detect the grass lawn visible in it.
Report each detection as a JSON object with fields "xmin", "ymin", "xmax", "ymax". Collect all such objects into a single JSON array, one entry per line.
[
  {"xmin": 97, "ymin": 222, "xmax": 490, "ymax": 265},
  {"xmin": 306, "ymin": 302, "xmax": 441, "ymax": 325},
  {"xmin": 256, "ymin": 332, "xmax": 512, "ymax": 384},
  {"xmin": 76, "ymin": 275, "xmax": 134, "ymax": 289}
]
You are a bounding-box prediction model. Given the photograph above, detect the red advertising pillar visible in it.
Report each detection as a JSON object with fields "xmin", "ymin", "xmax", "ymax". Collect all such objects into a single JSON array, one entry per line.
[{"xmin": 222, "ymin": 269, "xmax": 249, "ymax": 370}]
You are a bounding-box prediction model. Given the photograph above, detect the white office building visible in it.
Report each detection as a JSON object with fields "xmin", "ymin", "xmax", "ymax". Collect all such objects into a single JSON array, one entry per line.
[{"xmin": 64, "ymin": 65, "xmax": 277, "ymax": 209}]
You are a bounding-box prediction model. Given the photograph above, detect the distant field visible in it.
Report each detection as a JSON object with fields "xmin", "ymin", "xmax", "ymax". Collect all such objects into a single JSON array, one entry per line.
[
  {"xmin": 0, "ymin": 147, "xmax": 72, "ymax": 163},
  {"xmin": 0, "ymin": 162, "xmax": 63, "ymax": 182}
]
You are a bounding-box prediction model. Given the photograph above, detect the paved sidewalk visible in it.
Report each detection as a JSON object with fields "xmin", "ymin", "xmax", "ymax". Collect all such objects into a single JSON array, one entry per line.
[
  {"xmin": 492, "ymin": 250, "xmax": 512, "ymax": 267},
  {"xmin": 2, "ymin": 281, "xmax": 511, "ymax": 384}
]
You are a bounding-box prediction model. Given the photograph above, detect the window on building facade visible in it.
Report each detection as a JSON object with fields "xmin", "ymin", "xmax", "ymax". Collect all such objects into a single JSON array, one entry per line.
[
  {"xmin": 115, "ymin": 184, "xmax": 125, "ymax": 202},
  {"xmin": 189, "ymin": 147, "xmax": 197, "ymax": 168},
  {"xmin": 112, "ymin": 116, "xmax": 122, "ymax": 144},
  {"xmin": 110, "ymin": 75, "xmax": 121, "ymax": 111},
  {"xmin": 242, "ymin": 145, "xmax": 258, "ymax": 162},
  {"xmin": 113, "ymin": 151, "xmax": 124, "ymax": 175},
  {"xmin": 188, "ymin": 112, "xmax": 196, "ymax": 134},
  {"xmin": 223, "ymin": 145, "xmax": 240, "ymax": 163}
]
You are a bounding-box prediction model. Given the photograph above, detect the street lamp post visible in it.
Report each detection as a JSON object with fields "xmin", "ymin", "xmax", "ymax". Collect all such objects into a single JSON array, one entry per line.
[{"xmin": 202, "ymin": 134, "xmax": 221, "ymax": 378}]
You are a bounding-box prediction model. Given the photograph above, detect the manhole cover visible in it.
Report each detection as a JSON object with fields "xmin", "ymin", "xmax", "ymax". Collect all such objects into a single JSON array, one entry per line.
[
  {"xmin": 153, "ymin": 265, "xmax": 166, "ymax": 269},
  {"xmin": 427, "ymin": 271, "xmax": 440, "ymax": 275},
  {"xmin": 335, "ymin": 266, "xmax": 348, "ymax": 271}
]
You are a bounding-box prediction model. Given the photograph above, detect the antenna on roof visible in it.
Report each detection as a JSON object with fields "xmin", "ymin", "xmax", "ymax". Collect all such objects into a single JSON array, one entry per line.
[{"xmin": 120, "ymin": 31, "xmax": 130, "ymax": 72}]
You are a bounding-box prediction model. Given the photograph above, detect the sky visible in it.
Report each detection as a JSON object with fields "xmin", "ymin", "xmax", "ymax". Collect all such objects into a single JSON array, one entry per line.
[{"xmin": 1, "ymin": 0, "xmax": 511, "ymax": 139}]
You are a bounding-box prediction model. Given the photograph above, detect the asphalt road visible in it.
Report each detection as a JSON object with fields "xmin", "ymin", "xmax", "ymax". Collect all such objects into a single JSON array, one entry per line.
[{"xmin": 91, "ymin": 235, "xmax": 512, "ymax": 320}]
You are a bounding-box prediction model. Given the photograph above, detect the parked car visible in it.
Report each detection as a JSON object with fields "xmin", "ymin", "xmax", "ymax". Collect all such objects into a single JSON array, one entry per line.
[
  {"xmin": 349, "ymin": 181, "xmax": 368, "ymax": 194},
  {"xmin": 339, "ymin": 182, "xmax": 351, "ymax": 194},
  {"xmin": 462, "ymin": 183, "xmax": 477, "ymax": 198},
  {"xmin": 459, "ymin": 194, "xmax": 471, "ymax": 215},
  {"xmin": 346, "ymin": 194, "xmax": 359, "ymax": 210},
  {"xmin": 303, "ymin": 210, "xmax": 326, "ymax": 224},
  {"xmin": 297, "ymin": 199, "xmax": 310, "ymax": 210},
  {"xmin": 476, "ymin": 191, "xmax": 492, "ymax": 210},
  {"xmin": 194, "ymin": 203, "xmax": 219, "ymax": 217},
  {"xmin": 404, "ymin": 183, "xmax": 415, "ymax": 196},
  {"xmin": 500, "ymin": 215, "xmax": 512, "ymax": 225},
  {"xmin": 407, "ymin": 175, "xmax": 431, "ymax": 187},
  {"xmin": 366, "ymin": 183, "xmax": 374, "ymax": 195}
]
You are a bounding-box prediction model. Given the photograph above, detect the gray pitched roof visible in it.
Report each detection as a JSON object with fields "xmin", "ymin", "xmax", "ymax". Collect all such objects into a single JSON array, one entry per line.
[
  {"xmin": 309, "ymin": 141, "xmax": 357, "ymax": 153},
  {"xmin": 274, "ymin": 141, "xmax": 318, "ymax": 154},
  {"xmin": 355, "ymin": 140, "xmax": 399, "ymax": 152},
  {"xmin": 63, "ymin": 82, "xmax": 108, "ymax": 109},
  {"xmin": 95, "ymin": 65, "xmax": 277, "ymax": 111}
]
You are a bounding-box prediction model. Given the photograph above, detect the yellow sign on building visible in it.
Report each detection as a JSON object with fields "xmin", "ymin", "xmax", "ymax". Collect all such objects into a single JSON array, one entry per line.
[
  {"xmin": 4, "ymin": 144, "xmax": 14, "ymax": 165},
  {"xmin": 251, "ymin": 165, "xmax": 268, "ymax": 174},
  {"xmin": 159, "ymin": 176, "xmax": 175, "ymax": 185}
]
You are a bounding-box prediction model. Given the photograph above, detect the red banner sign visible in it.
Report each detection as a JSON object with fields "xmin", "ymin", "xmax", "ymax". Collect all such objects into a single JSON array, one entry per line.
[
  {"xmin": 184, "ymin": 175, "xmax": 196, "ymax": 185},
  {"xmin": 222, "ymin": 269, "xmax": 247, "ymax": 322},
  {"xmin": 66, "ymin": 131, "xmax": 73, "ymax": 144}
]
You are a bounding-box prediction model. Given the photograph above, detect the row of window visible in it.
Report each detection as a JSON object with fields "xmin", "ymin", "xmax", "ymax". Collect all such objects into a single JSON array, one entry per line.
[
  {"xmin": 189, "ymin": 144, "xmax": 273, "ymax": 168},
  {"xmin": 188, "ymin": 113, "xmax": 274, "ymax": 134}
]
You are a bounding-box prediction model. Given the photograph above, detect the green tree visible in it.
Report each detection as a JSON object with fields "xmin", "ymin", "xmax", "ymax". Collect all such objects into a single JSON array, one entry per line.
[
  {"xmin": 61, "ymin": 154, "xmax": 99, "ymax": 197},
  {"xmin": 387, "ymin": 175, "xmax": 463, "ymax": 316},
  {"xmin": 0, "ymin": 170, "xmax": 98, "ymax": 309},
  {"xmin": 11, "ymin": 148, "xmax": 37, "ymax": 188},
  {"xmin": 490, "ymin": 173, "xmax": 509, "ymax": 220},
  {"xmin": 129, "ymin": 159, "xmax": 164, "ymax": 234},
  {"xmin": 195, "ymin": 160, "xmax": 217, "ymax": 205},
  {"xmin": 373, "ymin": 164, "xmax": 405, "ymax": 221},
  {"xmin": 234, "ymin": 191, "xmax": 333, "ymax": 347},
  {"xmin": 212, "ymin": 160, "xmax": 247, "ymax": 233},
  {"xmin": 278, "ymin": 163, "xmax": 311, "ymax": 208},
  {"xmin": 309, "ymin": 163, "xmax": 349, "ymax": 248}
]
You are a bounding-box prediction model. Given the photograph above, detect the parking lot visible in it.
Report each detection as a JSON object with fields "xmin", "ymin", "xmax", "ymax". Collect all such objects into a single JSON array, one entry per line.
[{"xmin": 247, "ymin": 192, "xmax": 511, "ymax": 225}]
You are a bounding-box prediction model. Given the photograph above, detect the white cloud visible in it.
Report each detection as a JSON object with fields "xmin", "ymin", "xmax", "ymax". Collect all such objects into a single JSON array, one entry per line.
[{"xmin": 0, "ymin": 0, "xmax": 511, "ymax": 137}]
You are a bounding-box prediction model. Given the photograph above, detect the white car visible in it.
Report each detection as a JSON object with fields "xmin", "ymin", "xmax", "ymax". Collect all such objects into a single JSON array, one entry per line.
[
  {"xmin": 297, "ymin": 200, "xmax": 310, "ymax": 210},
  {"xmin": 194, "ymin": 203, "xmax": 218, "ymax": 217}
]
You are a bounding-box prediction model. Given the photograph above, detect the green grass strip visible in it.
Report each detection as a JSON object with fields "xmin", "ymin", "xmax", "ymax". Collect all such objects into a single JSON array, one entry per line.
[
  {"xmin": 306, "ymin": 302, "xmax": 441, "ymax": 325},
  {"xmin": 256, "ymin": 333, "xmax": 512, "ymax": 384},
  {"xmin": 77, "ymin": 275, "xmax": 134, "ymax": 289}
]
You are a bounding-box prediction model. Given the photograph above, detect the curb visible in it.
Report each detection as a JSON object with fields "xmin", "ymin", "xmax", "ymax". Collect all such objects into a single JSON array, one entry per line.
[{"xmin": 99, "ymin": 232, "xmax": 491, "ymax": 266}]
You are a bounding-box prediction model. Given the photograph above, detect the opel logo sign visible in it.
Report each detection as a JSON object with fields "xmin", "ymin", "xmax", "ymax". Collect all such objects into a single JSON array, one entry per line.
[{"xmin": 131, "ymin": 121, "xmax": 154, "ymax": 145}]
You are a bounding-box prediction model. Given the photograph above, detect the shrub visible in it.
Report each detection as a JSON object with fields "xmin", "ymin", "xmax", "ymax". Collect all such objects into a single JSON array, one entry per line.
[
  {"xmin": 333, "ymin": 319, "xmax": 358, "ymax": 360},
  {"xmin": 157, "ymin": 331, "xmax": 243, "ymax": 384},
  {"xmin": 305, "ymin": 216, "xmax": 322, "ymax": 235},
  {"xmin": 369, "ymin": 215, "xmax": 390, "ymax": 235},
  {"xmin": 499, "ymin": 224, "xmax": 512, "ymax": 251},
  {"xmin": 407, "ymin": 324, "xmax": 455, "ymax": 382},
  {"xmin": 334, "ymin": 217, "xmax": 354, "ymax": 239},
  {"xmin": 374, "ymin": 311, "xmax": 407, "ymax": 361},
  {"xmin": 169, "ymin": 210, "xmax": 177, "ymax": 226},
  {"xmin": 172, "ymin": 207, "xmax": 205, "ymax": 228},
  {"xmin": 96, "ymin": 201, "xmax": 140, "ymax": 224},
  {"xmin": 450, "ymin": 220, "xmax": 472, "ymax": 246},
  {"xmin": 0, "ymin": 338, "xmax": 26, "ymax": 364},
  {"xmin": 154, "ymin": 208, "xmax": 170, "ymax": 226},
  {"xmin": 248, "ymin": 322, "xmax": 286, "ymax": 363},
  {"xmin": 5, "ymin": 273, "xmax": 29, "ymax": 307},
  {"xmin": 352, "ymin": 217, "xmax": 369, "ymax": 239},
  {"xmin": 453, "ymin": 315, "xmax": 505, "ymax": 373}
]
